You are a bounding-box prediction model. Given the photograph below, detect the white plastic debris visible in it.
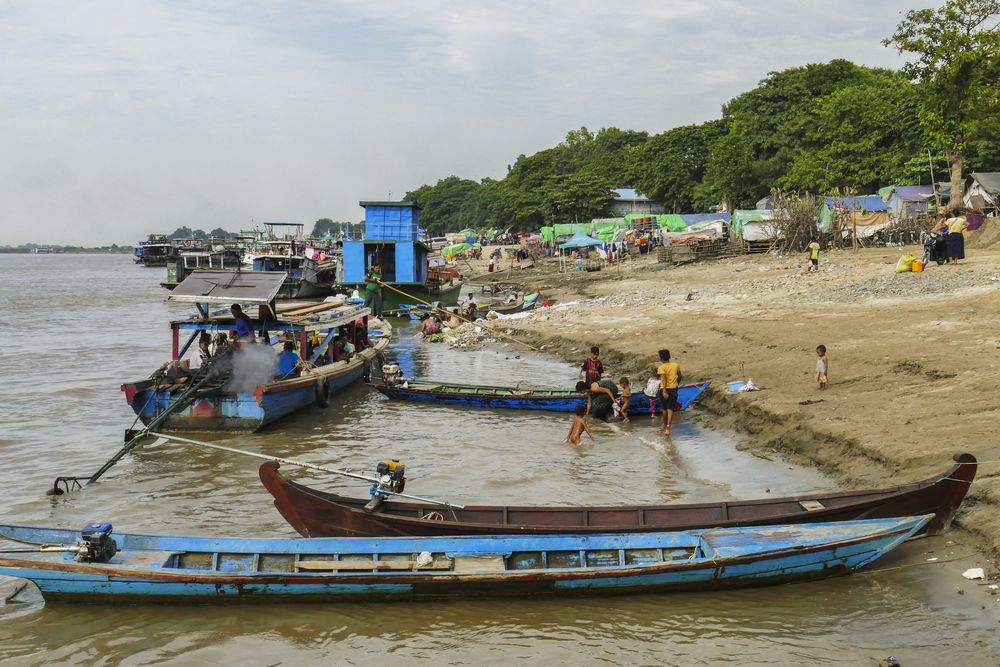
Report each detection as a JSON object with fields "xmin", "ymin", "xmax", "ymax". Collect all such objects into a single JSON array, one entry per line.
[
  {"xmin": 415, "ymin": 551, "xmax": 433, "ymax": 567},
  {"xmin": 962, "ymin": 567, "xmax": 985, "ymax": 580}
]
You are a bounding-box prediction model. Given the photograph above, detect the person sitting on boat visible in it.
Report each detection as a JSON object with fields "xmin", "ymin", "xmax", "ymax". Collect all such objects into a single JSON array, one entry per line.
[
  {"xmin": 330, "ymin": 336, "xmax": 353, "ymax": 362},
  {"xmin": 446, "ymin": 309, "xmax": 462, "ymax": 328},
  {"xmin": 230, "ymin": 304, "xmax": 255, "ymax": 344},
  {"xmin": 575, "ymin": 379, "xmax": 620, "ymax": 421},
  {"xmin": 464, "ymin": 299, "xmax": 477, "ymax": 322},
  {"xmin": 275, "ymin": 341, "xmax": 300, "ymax": 379},
  {"xmin": 353, "ymin": 323, "xmax": 370, "ymax": 351}
]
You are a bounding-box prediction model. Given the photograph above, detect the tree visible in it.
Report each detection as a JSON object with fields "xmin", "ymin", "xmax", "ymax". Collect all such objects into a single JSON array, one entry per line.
[
  {"xmin": 311, "ymin": 218, "xmax": 336, "ymax": 237},
  {"xmin": 406, "ymin": 176, "xmax": 482, "ymax": 234},
  {"xmin": 168, "ymin": 226, "xmax": 193, "ymax": 239},
  {"xmin": 209, "ymin": 227, "xmax": 234, "ymax": 239},
  {"xmin": 633, "ymin": 120, "xmax": 724, "ymax": 212},
  {"xmin": 884, "ymin": 0, "xmax": 1000, "ymax": 208}
]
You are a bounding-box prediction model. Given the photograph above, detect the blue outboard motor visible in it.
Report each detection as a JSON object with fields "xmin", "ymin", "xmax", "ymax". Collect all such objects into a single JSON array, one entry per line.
[{"xmin": 76, "ymin": 522, "xmax": 118, "ymax": 563}]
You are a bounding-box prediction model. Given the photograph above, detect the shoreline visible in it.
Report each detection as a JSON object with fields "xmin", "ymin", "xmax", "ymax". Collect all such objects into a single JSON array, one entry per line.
[{"xmin": 464, "ymin": 242, "xmax": 1000, "ymax": 562}]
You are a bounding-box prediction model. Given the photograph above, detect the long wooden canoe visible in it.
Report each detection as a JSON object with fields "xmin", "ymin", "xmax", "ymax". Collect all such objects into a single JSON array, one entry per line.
[
  {"xmin": 371, "ymin": 380, "xmax": 710, "ymax": 414},
  {"xmin": 0, "ymin": 517, "xmax": 929, "ymax": 602},
  {"xmin": 259, "ymin": 452, "xmax": 976, "ymax": 538}
]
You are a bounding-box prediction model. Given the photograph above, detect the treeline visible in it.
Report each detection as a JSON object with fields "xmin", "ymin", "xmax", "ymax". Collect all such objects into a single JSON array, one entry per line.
[
  {"xmin": 168, "ymin": 226, "xmax": 237, "ymax": 239},
  {"xmin": 405, "ymin": 59, "xmax": 1000, "ymax": 234}
]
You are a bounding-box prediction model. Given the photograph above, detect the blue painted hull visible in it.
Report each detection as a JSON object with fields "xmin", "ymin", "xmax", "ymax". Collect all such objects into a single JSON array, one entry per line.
[
  {"xmin": 124, "ymin": 365, "xmax": 364, "ymax": 432},
  {"xmin": 0, "ymin": 517, "xmax": 929, "ymax": 603},
  {"xmin": 375, "ymin": 381, "xmax": 709, "ymax": 415}
]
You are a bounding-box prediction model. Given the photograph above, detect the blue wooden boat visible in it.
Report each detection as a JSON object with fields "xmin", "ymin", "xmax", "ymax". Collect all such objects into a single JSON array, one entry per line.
[
  {"xmin": 0, "ymin": 516, "xmax": 929, "ymax": 603},
  {"xmin": 121, "ymin": 271, "xmax": 392, "ymax": 432},
  {"xmin": 371, "ymin": 379, "xmax": 710, "ymax": 415}
]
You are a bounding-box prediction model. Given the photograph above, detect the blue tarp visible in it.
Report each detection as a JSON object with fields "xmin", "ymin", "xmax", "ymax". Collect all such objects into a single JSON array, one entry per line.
[
  {"xmin": 560, "ymin": 231, "xmax": 603, "ymax": 250},
  {"xmin": 822, "ymin": 195, "xmax": 888, "ymax": 212},
  {"xmin": 889, "ymin": 185, "xmax": 936, "ymax": 202}
]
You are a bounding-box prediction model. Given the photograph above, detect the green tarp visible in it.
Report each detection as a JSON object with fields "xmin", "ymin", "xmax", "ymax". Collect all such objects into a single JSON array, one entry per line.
[
  {"xmin": 552, "ymin": 223, "xmax": 592, "ymax": 238},
  {"xmin": 655, "ymin": 214, "xmax": 687, "ymax": 232},
  {"xmin": 441, "ymin": 242, "xmax": 470, "ymax": 257},
  {"xmin": 731, "ymin": 210, "xmax": 763, "ymax": 236},
  {"xmin": 540, "ymin": 226, "xmax": 555, "ymax": 243}
]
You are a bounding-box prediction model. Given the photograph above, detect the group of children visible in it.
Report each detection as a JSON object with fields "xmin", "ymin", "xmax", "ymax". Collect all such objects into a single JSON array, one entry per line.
[
  {"xmin": 566, "ymin": 343, "xmax": 831, "ymax": 447},
  {"xmin": 567, "ymin": 346, "xmax": 682, "ymax": 446}
]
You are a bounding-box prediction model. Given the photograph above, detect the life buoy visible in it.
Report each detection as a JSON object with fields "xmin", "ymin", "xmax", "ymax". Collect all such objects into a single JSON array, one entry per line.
[{"xmin": 315, "ymin": 379, "xmax": 330, "ymax": 407}]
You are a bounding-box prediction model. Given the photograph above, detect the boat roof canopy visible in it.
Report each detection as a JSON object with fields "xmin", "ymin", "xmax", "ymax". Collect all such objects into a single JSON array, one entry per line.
[{"xmin": 169, "ymin": 270, "xmax": 286, "ymax": 306}]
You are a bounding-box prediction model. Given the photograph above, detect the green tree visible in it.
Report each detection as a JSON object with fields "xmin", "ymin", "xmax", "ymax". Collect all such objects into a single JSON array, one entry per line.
[
  {"xmin": 168, "ymin": 226, "xmax": 193, "ymax": 239},
  {"xmin": 208, "ymin": 227, "xmax": 234, "ymax": 238},
  {"xmin": 782, "ymin": 74, "xmax": 928, "ymax": 192},
  {"xmin": 884, "ymin": 0, "xmax": 1000, "ymax": 208},
  {"xmin": 406, "ymin": 176, "xmax": 482, "ymax": 234},
  {"xmin": 311, "ymin": 218, "xmax": 336, "ymax": 237},
  {"xmin": 540, "ymin": 171, "xmax": 615, "ymax": 224},
  {"xmin": 633, "ymin": 120, "xmax": 724, "ymax": 212}
]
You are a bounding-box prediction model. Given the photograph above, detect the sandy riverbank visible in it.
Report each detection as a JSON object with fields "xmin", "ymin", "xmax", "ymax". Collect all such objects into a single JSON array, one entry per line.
[{"xmin": 463, "ymin": 240, "xmax": 1000, "ymax": 559}]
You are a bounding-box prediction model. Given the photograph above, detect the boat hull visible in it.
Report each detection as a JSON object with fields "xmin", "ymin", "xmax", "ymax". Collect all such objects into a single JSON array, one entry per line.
[
  {"xmin": 0, "ymin": 517, "xmax": 929, "ymax": 603},
  {"xmin": 372, "ymin": 381, "xmax": 709, "ymax": 414},
  {"xmin": 258, "ymin": 453, "xmax": 976, "ymax": 538},
  {"xmin": 380, "ymin": 282, "xmax": 464, "ymax": 311}
]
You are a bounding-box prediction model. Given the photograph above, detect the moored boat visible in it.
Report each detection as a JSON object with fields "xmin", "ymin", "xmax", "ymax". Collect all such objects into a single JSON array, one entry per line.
[
  {"xmin": 0, "ymin": 516, "xmax": 931, "ymax": 603},
  {"xmin": 121, "ymin": 271, "xmax": 391, "ymax": 432},
  {"xmin": 370, "ymin": 379, "xmax": 710, "ymax": 415},
  {"xmin": 258, "ymin": 452, "xmax": 976, "ymax": 538}
]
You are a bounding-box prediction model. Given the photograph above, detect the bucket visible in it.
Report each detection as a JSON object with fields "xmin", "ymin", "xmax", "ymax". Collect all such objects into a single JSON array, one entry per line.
[{"xmin": 912, "ymin": 259, "xmax": 924, "ymax": 273}]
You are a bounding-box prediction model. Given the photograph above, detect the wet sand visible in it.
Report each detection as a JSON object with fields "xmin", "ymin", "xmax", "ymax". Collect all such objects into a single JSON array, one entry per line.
[{"xmin": 473, "ymin": 242, "xmax": 1000, "ymax": 561}]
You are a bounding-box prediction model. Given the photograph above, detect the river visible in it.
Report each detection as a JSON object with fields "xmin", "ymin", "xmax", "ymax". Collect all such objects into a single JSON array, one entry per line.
[{"xmin": 0, "ymin": 254, "xmax": 997, "ymax": 665}]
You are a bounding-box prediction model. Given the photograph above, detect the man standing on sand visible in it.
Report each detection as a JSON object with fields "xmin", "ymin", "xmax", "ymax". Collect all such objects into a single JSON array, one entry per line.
[
  {"xmin": 364, "ymin": 264, "xmax": 383, "ymax": 317},
  {"xmin": 657, "ymin": 349, "xmax": 681, "ymax": 436}
]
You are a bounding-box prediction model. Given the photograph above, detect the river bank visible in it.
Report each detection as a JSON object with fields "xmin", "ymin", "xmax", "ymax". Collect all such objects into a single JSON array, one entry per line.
[{"xmin": 469, "ymin": 242, "xmax": 1000, "ymax": 561}]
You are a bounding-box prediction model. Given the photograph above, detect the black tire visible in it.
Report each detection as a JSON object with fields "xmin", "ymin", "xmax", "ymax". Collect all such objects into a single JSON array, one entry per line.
[{"xmin": 315, "ymin": 380, "xmax": 330, "ymax": 408}]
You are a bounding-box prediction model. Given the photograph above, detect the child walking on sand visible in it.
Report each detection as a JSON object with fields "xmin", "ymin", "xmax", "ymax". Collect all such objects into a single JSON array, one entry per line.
[
  {"xmin": 618, "ymin": 377, "xmax": 631, "ymax": 423},
  {"xmin": 567, "ymin": 405, "xmax": 594, "ymax": 447},
  {"xmin": 815, "ymin": 344, "xmax": 828, "ymax": 390}
]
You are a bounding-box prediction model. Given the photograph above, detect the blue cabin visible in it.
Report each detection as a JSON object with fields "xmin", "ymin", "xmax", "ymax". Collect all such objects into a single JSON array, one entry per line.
[{"xmin": 343, "ymin": 201, "xmax": 429, "ymax": 286}]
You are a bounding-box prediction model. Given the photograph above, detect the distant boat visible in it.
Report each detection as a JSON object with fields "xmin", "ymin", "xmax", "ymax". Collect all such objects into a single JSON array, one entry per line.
[
  {"xmin": 133, "ymin": 235, "xmax": 179, "ymax": 267},
  {"xmin": 0, "ymin": 516, "xmax": 931, "ymax": 603}
]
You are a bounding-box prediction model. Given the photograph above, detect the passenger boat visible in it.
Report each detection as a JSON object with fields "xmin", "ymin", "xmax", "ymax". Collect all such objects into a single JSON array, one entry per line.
[
  {"xmin": 0, "ymin": 516, "xmax": 930, "ymax": 603},
  {"xmin": 121, "ymin": 271, "xmax": 391, "ymax": 432},
  {"xmin": 133, "ymin": 235, "xmax": 179, "ymax": 267},
  {"xmin": 258, "ymin": 453, "xmax": 976, "ymax": 538},
  {"xmin": 370, "ymin": 379, "xmax": 710, "ymax": 414}
]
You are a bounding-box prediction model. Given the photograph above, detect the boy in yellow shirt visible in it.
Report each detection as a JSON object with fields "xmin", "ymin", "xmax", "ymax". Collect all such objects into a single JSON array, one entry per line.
[{"xmin": 657, "ymin": 349, "xmax": 681, "ymax": 436}]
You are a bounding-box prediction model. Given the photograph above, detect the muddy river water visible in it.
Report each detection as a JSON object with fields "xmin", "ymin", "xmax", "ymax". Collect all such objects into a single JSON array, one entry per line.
[{"xmin": 0, "ymin": 254, "xmax": 998, "ymax": 665}]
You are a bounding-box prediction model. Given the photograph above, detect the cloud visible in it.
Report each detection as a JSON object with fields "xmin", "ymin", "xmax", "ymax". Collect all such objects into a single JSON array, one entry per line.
[{"xmin": 0, "ymin": 0, "xmax": 915, "ymax": 244}]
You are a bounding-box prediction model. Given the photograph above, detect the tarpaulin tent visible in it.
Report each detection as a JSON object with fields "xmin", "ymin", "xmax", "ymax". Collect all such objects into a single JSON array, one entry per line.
[
  {"xmin": 819, "ymin": 195, "xmax": 888, "ymax": 232},
  {"xmin": 732, "ymin": 209, "xmax": 779, "ymax": 241},
  {"xmin": 964, "ymin": 173, "xmax": 1000, "ymax": 211},
  {"xmin": 559, "ymin": 231, "xmax": 603, "ymax": 250},
  {"xmin": 553, "ymin": 223, "xmax": 592, "ymax": 239},
  {"xmin": 591, "ymin": 218, "xmax": 629, "ymax": 242},
  {"xmin": 680, "ymin": 213, "xmax": 731, "ymax": 226},
  {"xmin": 885, "ymin": 185, "xmax": 936, "ymax": 220},
  {"xmin": 655, "ymin": 214, "xmax": 687, "ymax": 232},
  {"xmin": 540, "ymin": 226, "xmax": 555, "ymax": 243},
  {"xmin": 441, "ymin": 242, "xmax": 471, "ymax": 257}
]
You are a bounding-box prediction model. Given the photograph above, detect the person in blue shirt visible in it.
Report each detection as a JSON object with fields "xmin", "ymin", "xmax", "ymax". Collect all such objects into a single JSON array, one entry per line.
[
  {"xmin": 275, "ymin": 341, "xmax": 300, "ymax": 379},
  {"xmin": 230, "ymin": 304, "xmax": 255, "ymax": 343}
]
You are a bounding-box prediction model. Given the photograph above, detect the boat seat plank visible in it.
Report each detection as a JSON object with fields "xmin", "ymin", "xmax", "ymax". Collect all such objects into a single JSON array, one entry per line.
[
  {"xmin": 296, "ymin": 559, "xmax": 452, "ymax": 571},
  {"xmin": 453, "ymin": 555, "xmax": 506, "ymax": 572}
]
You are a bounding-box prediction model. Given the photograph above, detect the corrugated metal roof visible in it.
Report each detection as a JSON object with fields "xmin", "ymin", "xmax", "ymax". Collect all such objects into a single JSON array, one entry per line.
[
  {"xmin": 169, "ymin": 270, "xmax": 287, "ymax": 305},
  {"xmin": 972, "ymin": 173, "xmax": 1000, "ymax": 194}
]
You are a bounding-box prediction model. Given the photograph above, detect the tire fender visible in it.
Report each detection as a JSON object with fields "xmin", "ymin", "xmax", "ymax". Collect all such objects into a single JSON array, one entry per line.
[{"xmin": 315, "ymin": 379, "xmax": 330, "ymax": 408}]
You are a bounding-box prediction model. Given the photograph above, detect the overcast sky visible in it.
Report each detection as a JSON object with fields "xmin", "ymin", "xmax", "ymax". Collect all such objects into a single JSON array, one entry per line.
[{"xmin": 0, "ymin": 1, "xmax": 920, "ymax": 245}]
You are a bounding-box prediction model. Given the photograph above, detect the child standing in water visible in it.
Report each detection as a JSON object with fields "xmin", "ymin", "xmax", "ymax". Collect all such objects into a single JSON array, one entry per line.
[
  {"xmin": 815, "ymin": 344, "xmax": 828, "ymax": 390},
  {"xmin": 618, "ymin": 376, "xmax": 631, "ymax": 423},
  {"xmin": 567, "ymin": 405, "xmax": 594, "ymax": 447},
  {"xmin": 643, "ymin": 369, "xmax": 660, "ymax": 419}
]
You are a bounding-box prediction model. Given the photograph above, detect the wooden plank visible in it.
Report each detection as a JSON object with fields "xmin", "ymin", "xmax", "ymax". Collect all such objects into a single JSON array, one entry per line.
[
  {"xmin": 453, "ymin": 555, "xmax": 506, "ymax": 572},
  {"xmin": 296, "ymin": 559, "xmax": 452, "ymax": 571}
]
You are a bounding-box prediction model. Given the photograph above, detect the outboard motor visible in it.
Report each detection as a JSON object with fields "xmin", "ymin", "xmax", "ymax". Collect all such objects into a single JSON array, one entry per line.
[
  {"xmin": 75, "ymin": 522, "xmax": 118, "ymax": 563},
  {"xmin": 382, "ymin": 364, "xmax": 402, "ymax": 386},
  {"xmin": 366, "ymin": 460, "xmax": 406, "ymax": 510}
]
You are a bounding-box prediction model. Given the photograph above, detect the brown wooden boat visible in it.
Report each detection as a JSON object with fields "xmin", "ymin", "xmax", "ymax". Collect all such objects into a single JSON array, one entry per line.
[{"xmin": 259, "ymin": 452, "xmax": 977, "ymax": 538}]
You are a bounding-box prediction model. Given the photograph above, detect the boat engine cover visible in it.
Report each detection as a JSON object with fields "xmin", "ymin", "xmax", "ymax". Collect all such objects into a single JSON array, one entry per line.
[{"xmin": 76, "ymin": 522, "xmax": 118, "ymax": 563}]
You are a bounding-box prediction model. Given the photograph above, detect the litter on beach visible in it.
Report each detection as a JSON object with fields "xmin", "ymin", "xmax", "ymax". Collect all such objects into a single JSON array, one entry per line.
[
  {"xmin": 962, "ymin": 568, "xmax": 985, "ymax": 580},
  {"xmin": 727, "ymin": 379, "xmax": 759, "ymax": 393}
]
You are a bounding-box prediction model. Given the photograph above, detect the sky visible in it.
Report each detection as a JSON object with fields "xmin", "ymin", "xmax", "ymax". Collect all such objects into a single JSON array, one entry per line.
[{"xmin": 0, "ymin": 0, "xmax": 922, "ymax": 245}]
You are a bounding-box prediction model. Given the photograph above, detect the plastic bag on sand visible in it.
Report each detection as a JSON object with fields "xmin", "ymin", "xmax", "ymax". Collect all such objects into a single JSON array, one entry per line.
[{"xmin": 895, "ymin": 253, "xmax": 915, "ymax": 273}]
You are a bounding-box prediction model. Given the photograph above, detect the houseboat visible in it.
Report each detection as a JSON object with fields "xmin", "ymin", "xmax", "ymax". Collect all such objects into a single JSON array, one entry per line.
[
  {"xmin": 133, "ymin": 235, "xmax": 179, "ymax": 267},
  {"xmin": 121, "ymin": 270, "xmax": 391, "ymax": 432},
  {"xmin": 160, "ymin": 247, "xmax": 245, "ymax": 290},
  {"xmin": 342, "ymin": 201, "xmax": 463, "ymax": 311}
]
